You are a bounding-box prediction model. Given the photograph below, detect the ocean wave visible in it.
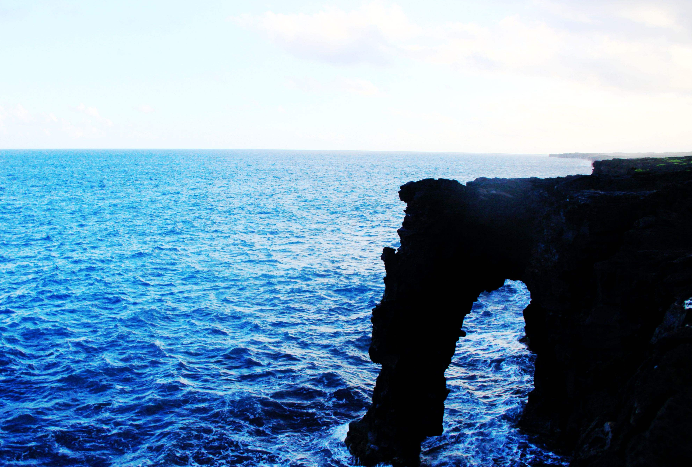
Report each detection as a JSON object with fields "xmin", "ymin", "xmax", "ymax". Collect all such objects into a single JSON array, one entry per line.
[{"xmin": 0, "ymin": 150, "xmax": 591, "ymax": 466}]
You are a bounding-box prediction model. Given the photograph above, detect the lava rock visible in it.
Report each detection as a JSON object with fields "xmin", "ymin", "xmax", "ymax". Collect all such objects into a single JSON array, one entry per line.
[{"xmin": 345, "ymin": 157, "xmax": 692, "ymax": 467}]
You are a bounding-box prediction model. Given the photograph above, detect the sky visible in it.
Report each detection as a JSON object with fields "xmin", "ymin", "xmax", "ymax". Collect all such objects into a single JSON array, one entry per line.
[{"xmin": 0, "ymin": 0, "xmax": 691, "ymax": 152}]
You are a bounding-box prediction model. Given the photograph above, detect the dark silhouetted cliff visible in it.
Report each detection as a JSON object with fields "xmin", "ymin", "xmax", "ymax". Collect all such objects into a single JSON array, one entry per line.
[{"xmin": 345, "ymin": 156, "xmax": 692, "ymax": 466}]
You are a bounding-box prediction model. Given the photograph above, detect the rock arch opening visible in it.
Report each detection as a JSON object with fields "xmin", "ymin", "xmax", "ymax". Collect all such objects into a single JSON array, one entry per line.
[{"xmin": 419, "ymin": 280, "xmax": 568, "ymax": 466}]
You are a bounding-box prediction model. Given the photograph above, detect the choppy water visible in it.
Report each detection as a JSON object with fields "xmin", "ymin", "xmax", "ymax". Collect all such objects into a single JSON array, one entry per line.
[{"xmin": 0, "ymin": 150, "xmax": 591, "ymax": 466}]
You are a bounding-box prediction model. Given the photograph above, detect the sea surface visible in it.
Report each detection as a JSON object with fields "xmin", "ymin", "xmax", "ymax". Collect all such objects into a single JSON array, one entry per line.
[{"xmin": 0, "ymin": 150, "xmax": 592, "ymax": 467}]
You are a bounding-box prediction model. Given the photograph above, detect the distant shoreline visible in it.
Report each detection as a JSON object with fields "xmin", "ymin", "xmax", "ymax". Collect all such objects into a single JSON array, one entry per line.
[{"xmin": 550, "ymin": 151, "xmax": 692, "ymax": 162}]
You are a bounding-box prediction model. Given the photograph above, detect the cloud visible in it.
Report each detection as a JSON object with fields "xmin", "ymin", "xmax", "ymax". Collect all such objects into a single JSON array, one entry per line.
[
  {"xmin": 231, "ymin": 2, "xmax": 420, "ymax": 65},
  {"xmin": 136, "ymin": 104, "xmax": 155, "ymax": 113},
  {"xmin": 76, "ymin": 103, "xmax": 101, "ymax": 118},
  {"xmin": 415, "ymin": 17, "xmax": 565, "ymax": 72},
  {"xmin": 14, "ymin": 104, "xmax": 31, "ymax": 122},
  {"xmin": 406, "ymin": 2, "xmax": 692, "ymax": 94},
  {"xmin": 619, "ymin": 5, "xmax": 680, "ymax": 30},
  {"xmin": 74, "ymin": 103, "xmax": 113, "ymax": 126},
  {"xmin": 336, "ymin": 78, "xmax": 380, "ymax": 96},
  {"xmin": 414, "ymin": 16, "xmax": 692, "ymax": 94},
  {"xmin": 285, "ymin": 76, "xmax": 323, "ymax": 93},
  {"xmin": 0, "ymin": 104, "xmax": 35, "ymax": 130},
  {"xmin": 0, "ymin": 103, "xmax": 115, "ymax": 140},
  {"xmin": 238, "ymin": 1, "xmax": 692, "ymax": 94},
  {"xmin": 287, "ymin": 77, "xmax": 381, "ymax": 96},
  {"xmin": 532, "ymin": 0, "xmax": 692, "ymax": 31}
]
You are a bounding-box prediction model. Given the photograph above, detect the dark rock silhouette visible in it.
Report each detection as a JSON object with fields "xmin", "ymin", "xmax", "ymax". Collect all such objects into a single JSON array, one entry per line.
[{"xmin": 345, "ymin": 157, "xmax": 692, "ymax": 466}]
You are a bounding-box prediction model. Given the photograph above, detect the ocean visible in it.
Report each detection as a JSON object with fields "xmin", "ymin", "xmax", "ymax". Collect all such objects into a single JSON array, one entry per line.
[{"xmin": 0, "ymin": 150, "xmax": 592, "ymax": 466}]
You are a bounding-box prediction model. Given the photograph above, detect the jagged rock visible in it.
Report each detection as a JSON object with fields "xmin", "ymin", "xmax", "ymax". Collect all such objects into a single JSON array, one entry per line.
[{"xmin": 345, "ymin": 157, "xmax": 692, "ymax": 466}]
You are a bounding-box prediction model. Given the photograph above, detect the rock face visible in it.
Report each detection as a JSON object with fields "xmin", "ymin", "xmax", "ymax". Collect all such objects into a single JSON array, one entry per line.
[{"xmin": 345, "ymin": 157, "xmax": 692, "ymax": 466}]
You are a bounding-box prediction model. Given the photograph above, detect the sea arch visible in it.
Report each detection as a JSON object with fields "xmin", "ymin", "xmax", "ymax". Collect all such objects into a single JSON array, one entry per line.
[{"xmin": 345, "ymin": 178, "xmax": 542, "ymax": 466}]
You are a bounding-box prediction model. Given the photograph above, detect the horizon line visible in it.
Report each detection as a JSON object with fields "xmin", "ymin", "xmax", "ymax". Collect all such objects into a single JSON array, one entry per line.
[{"xmin": 3, "ymin": 148, "xmax": 689, "ymax": 155}]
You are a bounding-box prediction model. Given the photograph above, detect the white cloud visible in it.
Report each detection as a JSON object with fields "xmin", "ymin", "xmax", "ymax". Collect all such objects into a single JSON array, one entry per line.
[
  {"xmin": 287, "ymin": 76, "xmax": 381, "ymax": 96},
  {"xmin": 416, "ymin": 17, "xmax": 565, "ymax": 72},
  {"xmin": 136, "ymin": 104, "xmax": 155, "ymax": 113},
  {"xmin": 533, "ymin": 0, "xmax": 692, "ymax": 32},
  {"xmin": 231, "ymin": 2, "xmax": 420, "ymax": 64},
  {"xmin": 337, "ymin": 78, "xmax": 380, "ymax": 96},
  {"xmin": 0, "ymin": 104, "xmax": 36, "ymax": 129},
  {"xmin": 410, "ymin": 4, "xmax": 692, "ymax": 94},
  {"xmin": 238, "ymin": 1, "xmax": 692, "ymax": 95},
  {"xmin": 619, "ymin": 5, "xmax": 680, "ymax": 30},
  {"xmin": 419, "ymin": 17, "xmax": 692, "ymax": 94},
  {"xmin": 285, "ymin": 76, "xmax": 323, "ymax": 93},
  {"xmin": 74, "ymin": 103, "xmax": 113, "ymax": 126},
  {"xmin": 0, "ymin": 103, "xmax": 115, "ymax": 142},
  {"xmin": 76, "ymin": 102, "xmax": 100, "ymax": 118},
  {"xmin": 14, "ymin": 104, "xmax": 31, "ymax": 122}
]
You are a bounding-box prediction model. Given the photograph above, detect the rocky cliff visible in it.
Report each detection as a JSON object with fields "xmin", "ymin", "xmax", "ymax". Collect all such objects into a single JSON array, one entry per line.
[{"xmin": 345, "ymin": 157, "xmax": 692, "ymax": 466}]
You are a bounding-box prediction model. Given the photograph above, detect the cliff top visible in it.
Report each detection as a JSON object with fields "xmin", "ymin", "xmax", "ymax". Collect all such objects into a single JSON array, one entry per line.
[
  {"xmin": 551, "ymin": 152, "xmax": 692, "ymax": 162},
  {"xmin": 593, "ymin": 155, "xmax": 692, "ymax": 176}
]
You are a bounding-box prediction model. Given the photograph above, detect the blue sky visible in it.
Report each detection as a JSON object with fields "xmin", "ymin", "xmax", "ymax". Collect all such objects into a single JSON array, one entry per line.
[{"xmin": 1, "ymin": 0, "xmax": 691, "ymax": 152}]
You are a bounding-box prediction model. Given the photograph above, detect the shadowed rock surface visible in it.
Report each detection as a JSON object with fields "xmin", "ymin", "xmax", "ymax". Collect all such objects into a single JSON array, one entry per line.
[{"xmin": 345, "ymin": 156, "xmax": 692, "ymax": 466}]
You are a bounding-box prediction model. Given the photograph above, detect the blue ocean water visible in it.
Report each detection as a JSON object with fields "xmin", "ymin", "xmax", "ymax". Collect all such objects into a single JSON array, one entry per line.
[{"xmin": 0, "ymin": 150, "xmax": 592, "ymax": 467}]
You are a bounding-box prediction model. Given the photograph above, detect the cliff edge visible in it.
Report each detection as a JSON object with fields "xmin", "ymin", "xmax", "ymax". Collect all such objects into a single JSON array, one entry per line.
[{"xmin": 345, "ymin": 156, "xmax": 692, "ymax": 466}]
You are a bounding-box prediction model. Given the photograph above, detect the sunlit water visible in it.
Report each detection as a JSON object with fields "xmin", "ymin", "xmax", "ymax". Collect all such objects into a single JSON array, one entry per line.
[{"xmin": 0, "ymin": 150, "xmax": 591, "ymax": 466}]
